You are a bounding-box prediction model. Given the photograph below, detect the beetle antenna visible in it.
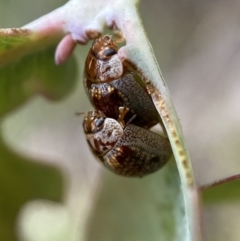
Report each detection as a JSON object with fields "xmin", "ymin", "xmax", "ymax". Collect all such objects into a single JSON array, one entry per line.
[
  {"xmin": 75, "ymin": 112, "xmax": 85, "ymax": 117},
  {"xmin": 125, "ymin": 114, "xmax": 137, "ymax": 126}
]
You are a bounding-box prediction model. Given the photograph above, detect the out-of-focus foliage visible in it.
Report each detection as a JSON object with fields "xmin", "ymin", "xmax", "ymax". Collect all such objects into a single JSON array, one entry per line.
[
  {"xmin": 0, "ymin": 137, "xmax": 63, "ymax": 241},
  {"xmin": 139, "ymin": 1, "xmax": 240, "ymax": 241},
  {"xmin": 0, "ymin": 45, "xmax": 77, "ymax": 117},
  {"xmin": 0, "ymin": 7, "xmax": 78, "ymax": 240}
]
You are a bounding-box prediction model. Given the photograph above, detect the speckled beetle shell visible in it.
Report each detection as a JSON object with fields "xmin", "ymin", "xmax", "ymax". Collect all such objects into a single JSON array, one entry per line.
[
  {"xmin": 84, "ymin": 35, "xmax": 159, "ymax": 128},
  {"xmin": 83, "ymin": 109, "xmax": 172, "ymax": 177}
]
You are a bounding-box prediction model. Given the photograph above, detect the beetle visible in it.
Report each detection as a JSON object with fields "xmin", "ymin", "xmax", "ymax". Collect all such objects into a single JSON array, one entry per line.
[
  {"xmin": 82, "ymin": 107, "xmax": 172, "ymax": 177},
  {"xmin": 84, "ymin": 35, "xmax": 159, "ymax": 129}
]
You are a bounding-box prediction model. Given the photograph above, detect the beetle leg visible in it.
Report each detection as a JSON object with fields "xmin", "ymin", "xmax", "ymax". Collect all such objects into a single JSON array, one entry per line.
[{"xmin": 118, "ymin": 106, "xmax": 129, "ymax": 127}]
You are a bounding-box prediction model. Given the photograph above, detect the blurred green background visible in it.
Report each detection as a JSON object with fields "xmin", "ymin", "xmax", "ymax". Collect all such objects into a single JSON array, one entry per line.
[{"xmin": 1, "ymin": 0, "xmax": 240, "ymax": 241}]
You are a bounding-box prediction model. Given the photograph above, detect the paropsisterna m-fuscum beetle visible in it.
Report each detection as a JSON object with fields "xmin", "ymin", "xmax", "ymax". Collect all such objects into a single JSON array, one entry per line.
[
  {"xmin": 84, "ymin": 35, "xmax": 159, "ymax": 129},
  {"xmin": 82, "ymin": 107, "xmax": 172, "ymax": 177}
]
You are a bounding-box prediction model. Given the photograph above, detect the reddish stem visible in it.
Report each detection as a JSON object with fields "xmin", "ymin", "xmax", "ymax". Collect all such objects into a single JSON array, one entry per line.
[{"xmin": 200, "ymin": 173, "xmax": 240, "ymax": 190}]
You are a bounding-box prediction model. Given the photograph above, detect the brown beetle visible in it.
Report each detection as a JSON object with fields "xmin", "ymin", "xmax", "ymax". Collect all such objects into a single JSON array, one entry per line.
[
  {"xmin": 83, "ymin": 107, "xmax": 172, "ymax": 177},
  {"xmin": 84, "ymin": 35, "xmax": 159, "ymax": 129}
]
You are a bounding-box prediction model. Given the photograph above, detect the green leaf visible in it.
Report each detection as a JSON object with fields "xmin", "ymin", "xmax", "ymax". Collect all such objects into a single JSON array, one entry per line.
[
  {"xmin": 0, "ymin": 136, "xmax": 63, "ymax": 241},
  {"xmin": 0, "ymin": 29, "xmax": 31, "ymax": 50},
  {"xmin": 86, "ymin": 159, "xmax": 186, "ymax": 241},
  {"xmin": 0, "ymin": 29, "xmax": 62, "ymax": 67},
  {"xmin": 202, "ymin": 178, "xmax": 240, "ymax": 204},
  {"xmin": 116, "ymin": 4, "xmax": 199, "ymax": 240},
  {"xmin": 0, "ymin": 44, "xmax": 78, "ymax": 117}
]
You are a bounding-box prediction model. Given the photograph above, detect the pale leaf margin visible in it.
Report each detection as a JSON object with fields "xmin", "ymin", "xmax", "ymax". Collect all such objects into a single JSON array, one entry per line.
[{"xmin": 1, "ymin": 0, "xmax": 201, "ymax": 240}]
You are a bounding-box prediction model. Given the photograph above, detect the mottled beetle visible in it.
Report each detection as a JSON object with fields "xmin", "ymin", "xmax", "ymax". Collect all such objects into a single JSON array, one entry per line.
[
  {"xmin": 82, "ymin": 107, "xmax": 172, "ymax": 177},
  {"xmin": 84, "ymin": 35, "xmax": 159, "ymax": 129}
]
